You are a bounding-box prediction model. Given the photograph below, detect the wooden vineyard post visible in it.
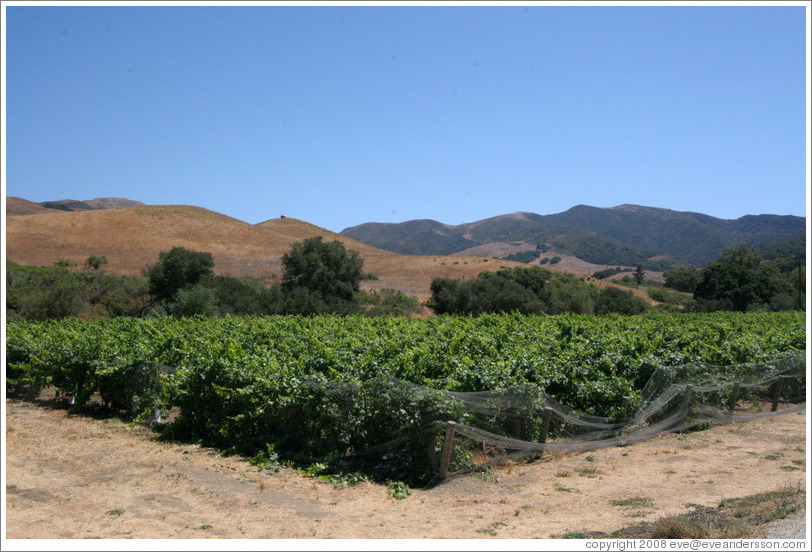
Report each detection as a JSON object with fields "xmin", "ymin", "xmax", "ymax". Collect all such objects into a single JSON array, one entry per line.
[
  {"xmin": 538, "ymin": 407, "xmax": 553, "ymax": 459},
  {"xmin": 680, "ymin": 384, "xmax": 694, "ymax": 417},
  {"xmin": 621, "ymin": 396, "xmax": 630, "ymax": 419},
  {"xmin": 727, "ymin": 382, "xmax": 741, "ymax": 413},
  {"xmin": 438, "ymin": 421, "xmax": 457, "ymax": 479},
  {"xmin": 771, "ymin": 376, "xmax": 787, "ymax": 412}
]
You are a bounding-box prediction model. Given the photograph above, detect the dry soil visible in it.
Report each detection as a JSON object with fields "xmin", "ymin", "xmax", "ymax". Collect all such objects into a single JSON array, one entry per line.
[{"xmin": 4, "ymin": 393, "xmax": 808, "ymax": 541}]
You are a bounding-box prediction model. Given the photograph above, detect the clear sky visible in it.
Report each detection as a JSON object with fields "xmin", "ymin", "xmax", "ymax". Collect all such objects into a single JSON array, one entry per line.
[{"xmin": 3, "ymin": 1, "xmax": 809, "ymax": 233}]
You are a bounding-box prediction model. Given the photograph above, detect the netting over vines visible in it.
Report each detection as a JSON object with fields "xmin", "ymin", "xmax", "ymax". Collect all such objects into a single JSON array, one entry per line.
[
  {"xmin": 437, "ymin": 353, "xmax": 806, "ymax": 477},
  {"xmin": 245, "ymin": 353, "xmax": 804, "ymax": 482},
  {"xmin": 6, "ymin": 314, "xmax": 806, "ymax": 484}
]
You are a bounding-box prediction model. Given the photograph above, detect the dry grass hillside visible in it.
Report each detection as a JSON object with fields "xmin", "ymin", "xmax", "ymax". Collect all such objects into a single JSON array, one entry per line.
[
  {"xmin": 5, "ymin": 201, "xmax": 528, "ymax": 301},
  {"xmin": 5, "ymin": 197, "xmax": 53, "ymax": 216}
]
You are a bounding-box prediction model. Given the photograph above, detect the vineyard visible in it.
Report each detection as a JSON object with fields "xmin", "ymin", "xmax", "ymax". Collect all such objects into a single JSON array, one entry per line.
[{"xmin": 5, "ymin": 311, "xmax": 806, "ymax": 484}]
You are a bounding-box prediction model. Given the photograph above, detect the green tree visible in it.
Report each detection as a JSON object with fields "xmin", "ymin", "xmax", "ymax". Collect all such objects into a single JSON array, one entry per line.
[
  {"xmin": 634, "ymin": 265, "xmax": 645, "ymax": 289},
  {"xmin": 486, "ymin": 266, "xmax": 551, "ymax": 297},
  {"xmin": 787, "ymin": 263, "xmax": 805, "ymax": 311},
  {"xmin": 17, "ymin": 280, "xmax": 86, "ymax": 319},
  {"xmin": 541, "ymin": 274, "xmax": 596, "ymax": 314},
  {"xmin": 664, "ymin": 267, "xmax": 702, "ymax": 293},
  {"xmin": 281, "ymin": 237, "xmax": 365, "ymax": 314},
  {"xmin": 454, "ymin": 276, "xmax": 543, "ymax": 315},
  {"xmin": 595, "ymin": 286, "xmax": 648, "ymax": 315},
  {"xmin": 146, "ymin": 247, "xmax": 215, "ymax": 303},
  {"xmin": 694, "ymin": 245, "xmax": 790, "ymax": 311},
  {"xmin": 199, "ymin": 274, "xmax": 283, "ymax": 316},
  {"xmin": 169, "ymin": 284, "xmax": 221, "ymax": 317},
  {"xmin": 427, "ymin": 277, "xmax": 460, "ymax": 315}
]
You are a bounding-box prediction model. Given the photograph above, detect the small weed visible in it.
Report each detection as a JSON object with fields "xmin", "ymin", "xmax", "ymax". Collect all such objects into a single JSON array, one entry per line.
[
  {"xmin": 476, "ymin": 521, "xmax": 507, "ymax": 536},
  {"xmin": 584, "ymin": 455, "xmax": 594, "ymax": 462},
  {"xmin": 106, "ymin": 509, "xmax": 125, "ymax": 516},
  {"xmin": 573, "ymin": 466, "xmax": 598, "ymax": 477},
  {"xmin": 554, "ymin": 482, "xmax": 574, "ymax": 492},
  {"xmin": 763, "ymin": 453, "xmax": 783, "ymax": 461},
  {"xmin": 610, "ymin": 497, "xmax": 654, "ymax": 508},
  {"xmin": 249, "ymin": 444, "xmax": 283, "ymax": 473},
  {"xmin": 555, "ymin": 470, "xmax": 571, "ymax": 478},
  {"xmin": 387, "ymin": 480, "xmax": 411, "ymax": 500},
  {"xmin": 196, "ymin": 524, "xmax": 213, "ymax": 530},
  {"xmin": 319, "ymin": 471, "xmax": 367, "ymax": 488},
  {"xmin": 791, "ymin": 459, "xmax": 804, "ymax": 465},
  {"xmin": 651, "ymin": 516, "xmax": 724, "ymax": 538},
  {"xmin": 718, "ymin": 487, "xmax": 804, "ymax": 525},
  {"xmin": 560, "ymin": 531, "xmax": 589, "ymax": 539},
  {"xmin": 780, "ymin": 466, "xmax": 800, "ymax": 472},
  {"xmin": 299, "ymin": 462, "xmax": 329, "ymax": 477}
]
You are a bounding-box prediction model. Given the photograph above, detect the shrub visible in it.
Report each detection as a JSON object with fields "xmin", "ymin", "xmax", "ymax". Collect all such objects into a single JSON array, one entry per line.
[
  {"xmin": 595, "ymin": 287, "xmax": 648, "ymax": 315},
  {"xmin": 169, "ymin": 285, "xmax": 220, "ymax": 317},
  {"xmin": 146, "ymin": 247, "xmax": 214, "ymax": 303}
]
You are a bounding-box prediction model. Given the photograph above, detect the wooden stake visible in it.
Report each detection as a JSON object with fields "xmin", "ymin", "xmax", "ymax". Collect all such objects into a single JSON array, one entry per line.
[
  {"xmin": 727, "ymin": 382, "xmax": 740, "ymax": 412},
  {"xmin": 438, "ymin": 421, "xmax": 457, "ymax": 479},
  {"xmin": 538, "ymin": 407, "xmax": 553, "ymax": 444},
  {"xmin": 538, "ymin": 407, "xmax": 553, "ymax": 459},
  {"xmin": 680, "ymin": 384, "xmax": 694, "ymax": 415},
  {"xmin": 771, "ymin": 377, "xmax": 786, "ymax": 412}
]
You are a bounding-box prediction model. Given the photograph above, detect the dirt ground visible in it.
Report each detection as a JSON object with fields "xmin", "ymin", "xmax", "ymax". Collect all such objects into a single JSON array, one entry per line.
[{"xmin": 3, "ymin": 393, "xmax": 808, "ymax": 542}]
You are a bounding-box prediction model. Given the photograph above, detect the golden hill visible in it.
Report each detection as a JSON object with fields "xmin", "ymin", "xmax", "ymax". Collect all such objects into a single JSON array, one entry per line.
[
  {"xmin": 5, "ymin": 197, "xmax": 53, "ymax": 216},
  {"xmin": 5, "ymin": 201, "xmax": 522, "ymax": 301}
]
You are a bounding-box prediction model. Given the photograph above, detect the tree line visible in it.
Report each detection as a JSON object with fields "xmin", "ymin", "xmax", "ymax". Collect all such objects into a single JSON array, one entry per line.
[
  {"xmin": 6, "ymin": 237, "xmax": 418, "ymax": 320},
  {"xmin": 663, "ymin": 244, "xmax": 805, "ymax": 312},
  {"xmin": 5, "ymin": 240, "xmax": 805, "ymax": 321},
  {"xmin": 428, "ymin": 266, "xmax": 650, "ymax": 316}
]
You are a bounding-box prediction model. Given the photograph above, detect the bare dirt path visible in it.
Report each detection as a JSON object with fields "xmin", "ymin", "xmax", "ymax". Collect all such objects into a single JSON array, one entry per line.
[{"xmin": 4, "ymin": 395, "xmax": 807, "ymax": 540}]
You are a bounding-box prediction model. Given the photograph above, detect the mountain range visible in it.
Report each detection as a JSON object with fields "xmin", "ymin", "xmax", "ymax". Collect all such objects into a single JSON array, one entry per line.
[
  {"xmin": 6, "ymin": 197, "xmax": 805, "ymax": 300},
  {"xmin": 340, "ymin": 204, "xmax": 806, "ymax": 268}
]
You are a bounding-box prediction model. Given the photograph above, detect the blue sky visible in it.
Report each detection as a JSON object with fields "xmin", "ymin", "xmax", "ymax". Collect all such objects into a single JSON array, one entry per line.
[{"xmin": 3, "ymin": 2, "xmax": 809, "ymax": 233}]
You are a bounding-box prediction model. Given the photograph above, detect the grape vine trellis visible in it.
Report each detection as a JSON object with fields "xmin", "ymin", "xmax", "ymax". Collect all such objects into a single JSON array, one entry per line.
[{"xmin": 5, "ymin": 311, "xmax": 806, "ymax": 483}]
